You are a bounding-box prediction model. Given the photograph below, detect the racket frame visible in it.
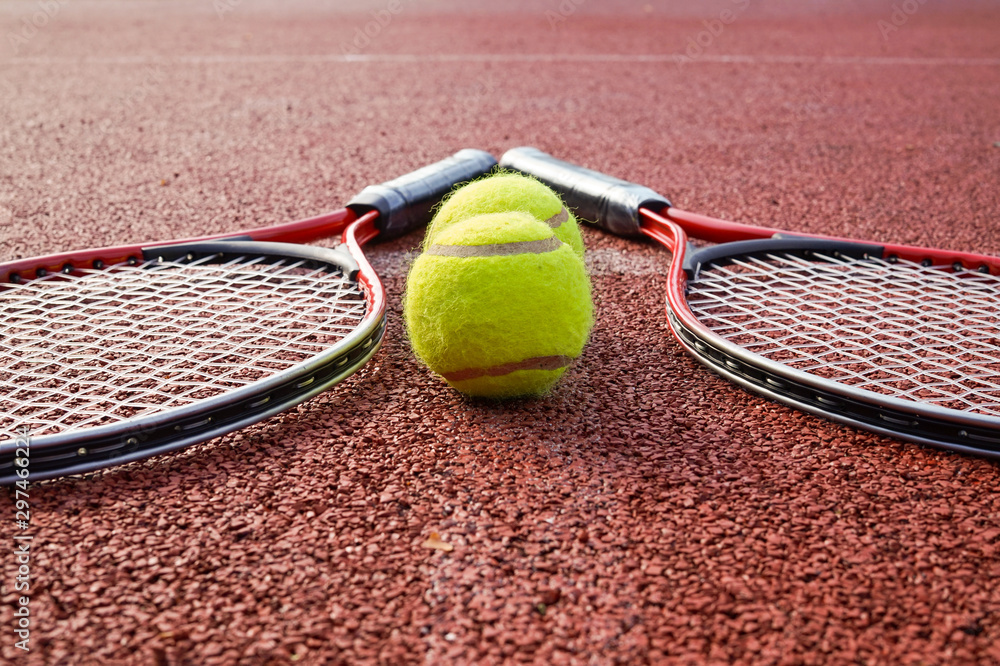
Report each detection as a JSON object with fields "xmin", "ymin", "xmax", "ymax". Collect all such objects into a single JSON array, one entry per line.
[
  {"xmin": 643, "ymin": 209, "xmax": 1000, "ymax": 456},
  {"xmin": 0, "ymin": 214, "xmax": 385, "ymax": 482}
]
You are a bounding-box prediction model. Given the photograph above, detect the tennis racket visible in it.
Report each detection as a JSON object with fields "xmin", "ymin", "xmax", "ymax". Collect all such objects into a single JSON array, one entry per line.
[
  {"xmin": 500, "ymin": 147, "xmax": 1000, "ymax": 458},
  {"xmin": 0, "ymin": 149, "xmax": 497, "ymax": 483}
]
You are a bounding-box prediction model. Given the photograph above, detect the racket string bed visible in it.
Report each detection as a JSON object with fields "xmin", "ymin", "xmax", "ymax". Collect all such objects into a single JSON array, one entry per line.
[
  {"xmin": 0, "ymin": 253, "xmax": 367, "ymax": 437},
  {"xmin": 685, "ymin": 252, "xmax": 1000, "ymax": 417}
]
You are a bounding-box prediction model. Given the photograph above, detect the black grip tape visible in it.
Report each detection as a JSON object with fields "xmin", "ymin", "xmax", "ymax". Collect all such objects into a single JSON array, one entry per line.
[
  {"xmin": 499, "ymin": 147, "xmax": 671, "ymax": 238},
  {"xmin": 346, "ymin": 149, "xmax": 497, "ymax": 240}
]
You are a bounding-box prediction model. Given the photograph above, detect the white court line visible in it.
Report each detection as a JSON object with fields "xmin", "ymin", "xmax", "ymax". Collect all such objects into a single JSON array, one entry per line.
[{"xmin": 4, "ymin": 53, "xmax": 1000, "ymax": 67}]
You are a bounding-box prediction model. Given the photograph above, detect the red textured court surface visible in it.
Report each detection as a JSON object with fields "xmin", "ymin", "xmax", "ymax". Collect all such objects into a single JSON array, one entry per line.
[{"xmin": 2, "ymin": 1, "xmax": 1000, "ymax": 664}]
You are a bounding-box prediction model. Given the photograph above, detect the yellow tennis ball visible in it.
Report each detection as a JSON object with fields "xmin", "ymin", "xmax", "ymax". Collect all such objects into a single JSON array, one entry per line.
[
  {"xmin": 426, "ymin": 172, "xmax": 585, "ymax": 258},
  {"xmin": 404, "ymin": 211, "xmax": 593, "ymax": 398}
]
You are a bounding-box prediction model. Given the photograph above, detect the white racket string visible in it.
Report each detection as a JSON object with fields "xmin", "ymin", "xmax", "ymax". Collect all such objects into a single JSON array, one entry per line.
[
  {"xmin": 1, "ymin": 254, "xmax": 367, "ymax": 437},
  {"xmin": 686, "ymin": 253, "xmax": 1000, "ymax": 416}
]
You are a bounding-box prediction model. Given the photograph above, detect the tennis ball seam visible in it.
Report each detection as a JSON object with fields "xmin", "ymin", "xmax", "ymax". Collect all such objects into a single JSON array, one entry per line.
[
  {"xmin": 425, "ymin": 236, "xmax": 562, "ymax": 258},
  {"xmin": 442, "ymin": 355, "xmax": 573, "ymax": 382},
  {"xmin": 545, "ymin": 207, "xmax": 569, "ymax": 230},
  {"xmin": 425, "ymin": 173, "xmax": 585, "ymax": 258}
]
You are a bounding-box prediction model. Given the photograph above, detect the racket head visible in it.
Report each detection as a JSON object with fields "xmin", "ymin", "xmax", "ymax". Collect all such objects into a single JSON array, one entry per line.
[
  {"xmin": 0, "ymin": 149, "xmax": 498, "ymax": 483},
  {"xmin": 501, "ymin": 146, "xmax": 1000, "ymax": 457},
  {"xmin": 0, "ymin": 217, "xmax": 384, "ymax": 482},
  {"xmin": 649, "ymin": 211, "xmax": 1000, "ymax": 456}
]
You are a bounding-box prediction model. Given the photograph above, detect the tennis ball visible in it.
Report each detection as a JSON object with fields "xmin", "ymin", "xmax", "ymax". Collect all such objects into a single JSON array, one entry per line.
[
  {"xmin": 426, "ymin": 172, "xmax": 585, "ymax": 258},
  {"xmin": 404, "ymin": 211, "xmax": 593, "ymax": 398}
]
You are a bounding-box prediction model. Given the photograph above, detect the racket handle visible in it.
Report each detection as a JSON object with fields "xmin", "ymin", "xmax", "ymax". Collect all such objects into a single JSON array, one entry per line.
[
  {"xmin": 500, "ymin": 147, "xmax": 671, "ymax": 237},
  {"xmin": 348, "ymin": 149, "xmax": 497, "ymax": 240}
]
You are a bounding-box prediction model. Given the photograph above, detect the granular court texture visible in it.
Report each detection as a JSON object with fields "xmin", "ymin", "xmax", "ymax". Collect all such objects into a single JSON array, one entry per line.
[{"xmin": 1, "ymin": 1, "xmax": 999, "ymax": 663}]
